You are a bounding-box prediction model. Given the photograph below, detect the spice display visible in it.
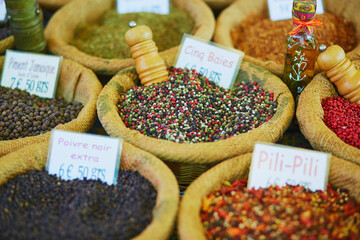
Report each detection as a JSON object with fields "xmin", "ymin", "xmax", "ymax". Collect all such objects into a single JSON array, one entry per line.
[
  {"xmin": 231, "ymin": 13, "xmax": 357, "ymax": 66},
  {"xmin": 5, "ymin": 0, "xmax": 46, "ymax": 53},
  {"xmin": 322, "ymin": 96, "xmax": 360, "ymax": 149},
  {"xmin": 0, "ymin": 169, "xmax": 157, "ymax": 239},
  {"xmin": 282, "ymin": 0, "xmax": 321, "ymax": 103},
  {"xmin": 72, "ymin": 5, "xmax": 194, "ymax": 59},
  {"xmin": 118, "ymin": 67, "xmax": 277, "ymax": 143},
  {"xmin": 317, "ymin": 45, "xmax": 360, "ymax": 104},
  {"xmin": 201, "ymin": 179, "xmax": 360, "ymax": 239},
  {"xmin": 0, "ymin": 86, "xmax": 83, "ymax": 140}
]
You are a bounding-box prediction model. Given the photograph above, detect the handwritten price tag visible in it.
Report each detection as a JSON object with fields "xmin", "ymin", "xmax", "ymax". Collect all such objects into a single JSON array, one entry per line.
[
  {"xmin": 117, "ymin": 0, "xmax": 169, "ymax": 14},
  {"xmin": 174, "ymin": 34, "xmax": 244, "ymax": 89},
  {"xmin": 0, "ymin": 0, "xmax": 6, "ymax": 22},
  {"xmin": 267, "ymin": 0, "xmax": 324, "ymax": 21},
  {"xmin": 0, "ymin": 50, "xmax": 62, "ymax": 98},
  {"xmin": 248, "ymin": 143, "xmax": 331, "ymax": 191},
  {"xmin": 46, "ymin": 130, "xmax": 122, "ymax": 185}
]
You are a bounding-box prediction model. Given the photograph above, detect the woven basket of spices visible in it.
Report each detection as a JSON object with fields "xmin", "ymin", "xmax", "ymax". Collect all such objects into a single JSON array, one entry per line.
[
  {"xmin": 97, "ymin": 61, "xmax": 294, "ymax": 188},
  {"xmin": 38, "ymin": 0, "xmax": 73, "ymax": 11},
  {"xmin": 0, "ymin": 56, "xmax": 102, "ymax": 157},
  {"xmin": 214, "ymin": 0, "xmax": 360, "ymax": 77},
  {"xmin": 44, "ymin": 0, "xmax": 215, "ymax": 76},
  {"xmin": 0, "ymin": 140, "xmax": 179, "ymax": 240},
  {"xmin": 178, "ymin": 153, "xmax": 360, "ymax": 239},
  {"xmin": 297, "ymin": 60, "xmax": 360, "ymax": 165}
]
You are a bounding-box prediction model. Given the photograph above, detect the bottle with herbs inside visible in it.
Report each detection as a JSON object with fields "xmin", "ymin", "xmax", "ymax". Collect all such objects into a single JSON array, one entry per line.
[
  {"xmin": 4, "ymin": 0, "xmax": 46, "ymax": 53},
  {"xmin": 282, "ymin": 0, "xmax": 322, "ymax": 103}
]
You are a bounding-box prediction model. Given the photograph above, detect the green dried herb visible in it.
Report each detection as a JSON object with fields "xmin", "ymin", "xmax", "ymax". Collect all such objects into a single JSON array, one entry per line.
[{"xmin": 72, "ymin": 5, "xmax": 194, "ymax": 59}]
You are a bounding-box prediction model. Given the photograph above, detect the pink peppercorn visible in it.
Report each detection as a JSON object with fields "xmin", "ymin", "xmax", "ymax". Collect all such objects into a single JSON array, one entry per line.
[{"xmin": 322, "ymin": 96, "xmax": 360, "ymax": 148}]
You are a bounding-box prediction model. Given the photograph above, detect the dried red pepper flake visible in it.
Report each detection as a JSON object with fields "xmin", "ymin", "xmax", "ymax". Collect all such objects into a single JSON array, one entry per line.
[
  {"xmin": 201, "ymin": 180, "xmax": 360, "ymax": 239},
  {"xmin": 322, "ymin": 96, "xmax": 360, "ymax": 149}
]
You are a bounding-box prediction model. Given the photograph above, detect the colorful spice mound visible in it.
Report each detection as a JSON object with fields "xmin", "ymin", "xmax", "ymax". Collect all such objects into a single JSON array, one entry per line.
[
  {"xmin": 118, "ymin": 67, "xmax": 277, "ymax": 143},
  {"xmin": 231, "ymin": 13, "xmax": 357, "ymax": 65},
  {"xmin": 0, "ymin": 86, "xmax": 83, "ymax": 140},
  {"xmin": 0, "ymin": 170, "xmax": 157, "ymax": 239},
  {"xmin": 322, "ymin": 96, "xmax": 360, "ymax": 149},
  {"xmin": 201, "ymin": 179, "xmax": 360, "ymax": 239},
  {"xmin": 72, "ymin": 5, "xmax": 194, "ymax": 59}
]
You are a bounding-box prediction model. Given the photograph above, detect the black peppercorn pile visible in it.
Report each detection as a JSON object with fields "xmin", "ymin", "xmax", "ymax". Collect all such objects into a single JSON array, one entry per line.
[
  {"xmin": 118, "ymin": 67, "xmax": 277, "ymax": 143},
  {"xmin": 0, "ymin": 86, "xmax": 83, "ymax": 140},
  {"xmin": 0, "ymin": 170, "xmax": 157, "ymax": 240}
]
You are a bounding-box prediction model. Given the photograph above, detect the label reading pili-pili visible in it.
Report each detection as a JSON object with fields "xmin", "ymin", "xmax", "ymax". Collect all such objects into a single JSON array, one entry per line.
[
  {"xmin": 46, "ymin": 130, "xmax": 123, "ymax": 185},
  {"xmin": 0, "ymin": 50, "xmax": 62, "ymax": 98},
  {"xmin": 174, "ymin": 34, "xmax": 244, "ymax": 89},
  {"xmin": 248, "ymin": 142, "xmax": 331, "ymax": 191}
]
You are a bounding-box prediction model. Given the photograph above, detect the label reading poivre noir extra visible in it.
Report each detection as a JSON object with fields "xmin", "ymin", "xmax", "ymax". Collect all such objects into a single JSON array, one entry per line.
[{"xmin": 46, "ymin": 130, "xmax": 123, "ymax": 185}]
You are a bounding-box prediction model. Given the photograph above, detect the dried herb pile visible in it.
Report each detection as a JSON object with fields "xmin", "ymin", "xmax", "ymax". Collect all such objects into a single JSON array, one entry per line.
[
  {"xmin": 201, "ymin": 179, "xmax": 360, "ymax": 239},
  {"xmin": 231, "ymin": 13, "xmax": 357, "ymax": 65},
  {"xmin": 118, "ymin": 67, "xmax": 277, "ymax": 143},
  {"xmin": 0, "ymin": 170, "xmax": 157, "ymax": 239},
  {"xmin": 72, "ymin": 5, "xmax": 194, "ymax": 59},
  {"xmin": 0, "ymin": 86, "xmax": 83, "ymax": 140}
]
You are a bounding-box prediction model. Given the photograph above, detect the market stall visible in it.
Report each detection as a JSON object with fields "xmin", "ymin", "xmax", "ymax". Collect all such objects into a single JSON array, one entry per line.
[{"xmin": 0, "ymin": 0, "xmax": 359, "ymax": 239}]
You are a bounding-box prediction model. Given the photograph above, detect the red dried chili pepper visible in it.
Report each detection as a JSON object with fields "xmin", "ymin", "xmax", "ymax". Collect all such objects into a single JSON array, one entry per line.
[{"xmin": 200, "ymin": 180, "xmax": 360, "ymax": 239}]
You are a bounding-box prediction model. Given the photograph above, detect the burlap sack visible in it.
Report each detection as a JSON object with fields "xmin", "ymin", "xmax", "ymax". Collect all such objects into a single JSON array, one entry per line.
[
  {"xmin": 0, "ymin": 140, "xmax": 179, "ymax": 240},
  {"xmin": 0, "ymin": 36, "xmax": 14, "ymax": 55},
  {"xmin": 214, "ymin": 0, "xmax": 360, "ymax": 77},
  {"xmin": 178, "ymin": 153, "xmax": 360, "ymax": 240},
  {"xmin": 97, "ymin": 61, "xmax": 294, "ymax": 188},
  {"xmin": 297, "ymin": 60, "xmax": 360, "ymax": 166},
  {"xmin": 44, "ymin": 0, "xmax": 215, "ymax": 76},
  {"xmin": 38, "ymin": 0, "xmax": 73, "ymax": 11},
  {"xmin": 0, "ymin": 56, "xmax": 102, "ymax": 157}
]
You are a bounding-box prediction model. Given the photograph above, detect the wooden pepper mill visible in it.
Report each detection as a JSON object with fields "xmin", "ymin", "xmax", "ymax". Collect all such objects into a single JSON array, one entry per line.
[
  {"xmin": 317, "ymin": 44, "xmax": 360, "ymax": 104},
  {"xmin": 125, "ymin": 21, "xmax": 168, "ymax": 86}
]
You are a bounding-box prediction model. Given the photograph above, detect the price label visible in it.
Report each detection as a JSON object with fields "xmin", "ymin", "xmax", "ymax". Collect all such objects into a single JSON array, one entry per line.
[
  {"xmin": 46, "ymin": 130, "xmax": 122, "ymax": 185},
  {"xmin": 117, "ymin": 0, "xmax": 169, "ymax": 14},
  {"xmin": 248, "ymin": 143, "xmax": 331, "ymax": 191},
  {"xmin": 0, "ymin": 50, "xmax": 62, "ymax": 98},
  {"xmin": 267, "ymin": 0, "xmax": 324, "ymax": 21},
  {"xmin": 0, "ymin": 0, "xmax": 6, "ymax": 22},
  {"xmin": 174, "ymin": 34, "xmax": 244, "ymax": 89}
]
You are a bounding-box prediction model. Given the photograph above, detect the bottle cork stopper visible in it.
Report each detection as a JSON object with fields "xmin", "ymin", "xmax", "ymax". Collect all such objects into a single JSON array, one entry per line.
[
  {"xmin": 125, "ymin": 21, "xmax": 168, "ymax": 86},
  {"xmin": 317, "ymin": 45, "xmax": 360, "ymax": 104}
]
